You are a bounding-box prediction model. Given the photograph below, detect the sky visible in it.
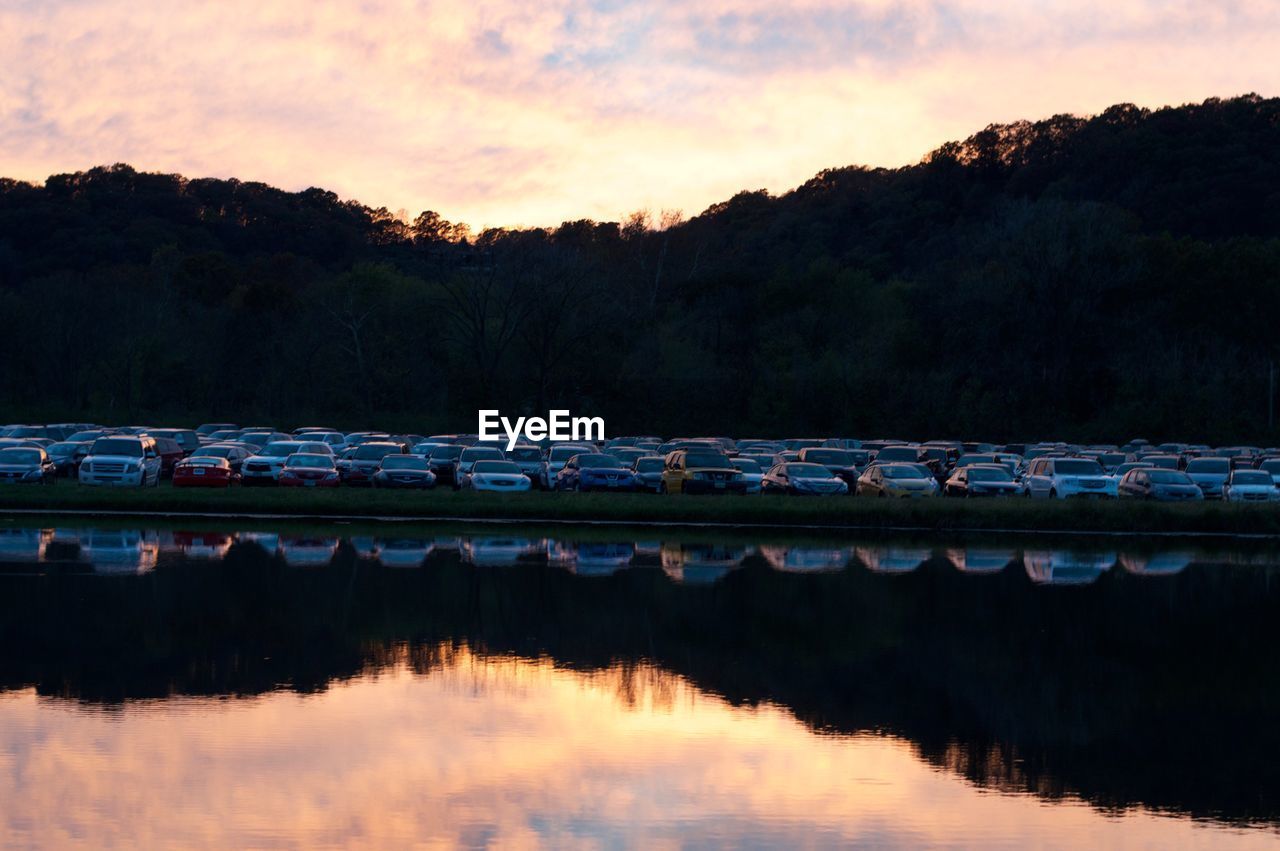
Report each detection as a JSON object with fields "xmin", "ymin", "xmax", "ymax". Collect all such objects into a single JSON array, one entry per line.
[{"xmin": 2, "ymin": 1, "xmax": 1280, "ymax": 229}]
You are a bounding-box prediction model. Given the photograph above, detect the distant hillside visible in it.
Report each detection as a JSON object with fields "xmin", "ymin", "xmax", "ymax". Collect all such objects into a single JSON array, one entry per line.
[{"xmin": 1, "ymin": 94, "xmax": 1278, "ymax": 440}]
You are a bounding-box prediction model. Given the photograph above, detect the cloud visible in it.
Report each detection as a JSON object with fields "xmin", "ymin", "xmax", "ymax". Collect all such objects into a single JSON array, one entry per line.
[{"xmin": 1, "ymin": 0, "xmax": 1279, "ymax": 228}]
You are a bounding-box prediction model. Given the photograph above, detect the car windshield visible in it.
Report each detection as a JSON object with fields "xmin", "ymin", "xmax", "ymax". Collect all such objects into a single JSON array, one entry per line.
[
  {"xmin": 1187, "ymin": 459, "xmax": 1230, "ymax": 474},
  {"xmin": 473, "ymin": 461, "xmax": 520, "ymax": 474},
  {"xmin": 47, "ymin": 442, "xmax": 78, "ymax": 455},
  {"xmin": 183, "ymin": 457, "xmax": 227, "ymax": 467},
  {"xmin": 1232, "ymin": 471, "xmax": 1273, "ymax": 486},
  {"xmin": 354, "ymin": 444, "xmax": 399, "ymax": 460},
  {"xmin": 877, "ymin": 448, "xmax": 919, "ymax": 462},
  {"xmin": 1260, "ymin": 460, "xmax": 1280, "ymax": 474},
  {"xmin": 381, "ymin": 456, "xmax": 427, "ymax": 471},
  {"xmin": 785, "ymin": 463, "xmax": 831, "ymax": 478},
  {"xmin": 881, "ymin": 465, "xmax": 923, "ymax": 479},
  {"xmin": 732, "ymin": 459, "xmax": 761, "ymax": 473},
  {"xmin": 67, "ymin": 431, "xmax": 104, "ymax": 442},
  {"xmin": 461, "ymin": 448, "xmax": 504, "ymax": 461},
  {"xmin": 0, "ymin": 449, "xmax": 40, "ymax": 465},
  {"xmin": 1149, "ymin": 470, "xmax": 1190, "ymax": 484},
  {"xmin": 287, "ymin": 454, "xmax": 334, "ymax": 468},
  {"xmin": 262, "ymin": 442, "xmax": 302, "ymax": 457},
  {"xmin": 576, "ymin": 454, "xmax": 624, "ymax": 469},
  {"xmin": 634, "ymin": 458, "xmax": 665, "ymax": 472},
  {"xmin": 803, "ymin": 449, "xmax": 852, "ymax": 465},
  {"xmin": 508, "ymin": 447, "xmax": 542, "ymax": 461},
  {"xmin": 550, "ymin": 446, "xmax": 591, "ymax": 462},
  {"xmin": 429, "ymin": 446, "xmax": 464, "ymax": 461},
  {"xmin": 90, "ymin": 438, "xmax": 144, "ymax": 457},
  {"xmin": 1055, "ymin": 459, "xmax": 1103, "ymax": 475},
  {"xmin": 968, "ymin": 467, "xmax": 1012, "ymax": 482},
  {"xmin": 685, "ymin": 453, "xmax": 732, "ymax": 469}
]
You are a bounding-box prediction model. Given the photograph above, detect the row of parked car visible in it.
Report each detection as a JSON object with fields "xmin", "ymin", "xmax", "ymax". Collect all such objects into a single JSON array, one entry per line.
[{"xmin": 2, "ymin": 423, "xmax": 1279, "ymax": 502}]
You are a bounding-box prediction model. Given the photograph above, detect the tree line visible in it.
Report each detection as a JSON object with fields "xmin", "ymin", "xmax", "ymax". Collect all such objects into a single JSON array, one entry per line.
[{"xmin": 1, "ymin": 94, "xmax": 1278, "ymax": 442}]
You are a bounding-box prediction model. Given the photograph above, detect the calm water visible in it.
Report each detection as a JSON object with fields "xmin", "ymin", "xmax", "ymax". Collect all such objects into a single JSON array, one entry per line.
[{"xmin": 2, "ymin": 521, "xmax": 1280, "ymax": 848}]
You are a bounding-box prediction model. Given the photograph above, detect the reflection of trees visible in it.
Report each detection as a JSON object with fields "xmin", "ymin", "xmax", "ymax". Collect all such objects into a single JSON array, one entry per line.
[{"xmin": 2, "ymin": 539, "xmax": 1280, "ymax": 825}]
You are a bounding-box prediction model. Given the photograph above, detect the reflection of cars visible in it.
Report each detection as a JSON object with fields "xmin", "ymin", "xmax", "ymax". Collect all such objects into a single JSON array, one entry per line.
[
  {"xmin": 944, "ymin": 465, "xmax": 1020, "ymax": 498},
  {"xmin": 0, "ymin": 447, "xmax": 57, "ymax": 484},
  {"xmin": 279, "ymin": 453, "xmax": 341, "ymax": 488},
  {"xmin": 377, "ymin": 538, "xmax": 433, "ymax": 568},
  {"xmin": 371, "ymin": 455, "xmax": 437, "ymax": 489},
  {"xmin": 173, "ymin": 456, "xmax": 238, "ymax": 488},
  {"xmin": 1117, "ymin": 468, "xmax": 1204, "ymax": 501},
  {"xmin": 856, "ymin": 463, "xmax": 935, "ymax": 498},
  {"xmin": 856, "ymin": 546, "xmax": 930, "ymax": 573},
  {"xmin": 659, "ymin": 543, "xmax": 748, "ymax": 584},
  {"xmin": 1119, "ymin": 551, "xmax": 1194, "ymax": 576},
  {"xmin": 461, "ymin": 460, "xmax": 530, "ymax": 492},
  {"xmin": 280, "ymin": 537, "xmax": 339, "ymax": 567},
  {"xmin": 547, "ymin": 541, "xmax": 637, "ymax": 576},
  {"xmin": 461, "ymin": 537, "xmax": 542, "ymax": 567},
  {"xmin": 557, "ymin": 454, "xmax": 637, "ymax": 492},
  {"xmin": 1223, "ymin": 470, "xmax": 1280, "ymax": 502},
  {"xmin": 758, "ymin": 545, "xmax": 852, "ymax": 573},
  {"xmin": 82, "ymin": 529, "xmax": 159, "ymax": 574},
  {"xmin": 661, "ymin": 450, "xmax": 746, "ymax": 495},
  {"xmin": 944, "ymin": 547, "xmax": 1016, "ymax": 573},
  {"xmin": 172, "ymin": 531, "xmax": 234, "ymax": 559},
  {"xmin": 0, "ymin": 527, "xmax": 50, "ymax": 561},
  {"xmin": 1023, "ymin": 550, "xmax": 1116, "ymax": 585},
  {"xmin": 79, "ymin": 437, "xmax": 162, "ymax": 487}
]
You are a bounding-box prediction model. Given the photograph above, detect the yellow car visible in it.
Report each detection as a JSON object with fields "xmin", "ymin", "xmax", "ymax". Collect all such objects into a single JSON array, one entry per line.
[{"xmin": 660, "ymin": 450, "xmax": 748, "ymax": 495}]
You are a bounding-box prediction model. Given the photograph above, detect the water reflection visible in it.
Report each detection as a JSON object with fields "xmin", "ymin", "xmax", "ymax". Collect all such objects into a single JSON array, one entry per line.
[{"xmin": 4, "ymin": 522, "xmax": 1280, "ymax": 844}]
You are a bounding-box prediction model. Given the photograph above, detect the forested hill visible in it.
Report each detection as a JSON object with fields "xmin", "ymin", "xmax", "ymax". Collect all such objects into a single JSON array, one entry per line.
[{"xmin": 1, "ymin": 94, "xmax": 1278, "ymax": 441}]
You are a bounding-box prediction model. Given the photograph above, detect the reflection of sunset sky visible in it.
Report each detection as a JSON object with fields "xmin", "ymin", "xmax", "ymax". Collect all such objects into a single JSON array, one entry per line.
[
  {"xmin": 3, "ymin": 2, "xmax": 1279, "ymax": 228},
  {"xmin": 0, "ymin": 647, "xmax": 1270, "ymax": 848}
]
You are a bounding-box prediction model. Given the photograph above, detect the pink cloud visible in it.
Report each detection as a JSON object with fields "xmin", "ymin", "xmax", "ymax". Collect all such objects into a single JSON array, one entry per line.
[{"xmin": 1, "ymin": 1, "xmax": 1279, "ymax": 228}]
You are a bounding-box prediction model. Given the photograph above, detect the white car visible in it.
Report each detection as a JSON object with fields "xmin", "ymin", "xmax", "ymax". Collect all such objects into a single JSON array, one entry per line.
[
  {"xmin": 1223, "ymin": 470, "xmax": 1280, "ymax": 502},
  {"xmin": 1024, "ymin": 457, "xmax": 1117, "ymax": 499},
  {"xmin": 463, "ymin": 460, "xmax": 532, "ymax": 492},
  {"xmin": 241, "ymin": 440, "xmax": 310, "ymax": 485},
  {"xmin": 78, "ymin": 436, "xmax": 162, "ymax": 487}
]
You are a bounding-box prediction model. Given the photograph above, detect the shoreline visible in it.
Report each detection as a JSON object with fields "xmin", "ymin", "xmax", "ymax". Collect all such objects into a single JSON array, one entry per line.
[{"xmin": 2, "ymin": 486, "xmax": 1280, "ymax": 539}]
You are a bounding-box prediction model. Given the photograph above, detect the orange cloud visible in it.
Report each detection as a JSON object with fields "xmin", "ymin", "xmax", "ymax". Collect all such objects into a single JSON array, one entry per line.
[
  {"xmin": 1, "ymin": 1, "xmax": 1279, "ymax": 228},
  {"xmin": 0, "ymin": 649, "xmax": 1269, "ymax": 847}
]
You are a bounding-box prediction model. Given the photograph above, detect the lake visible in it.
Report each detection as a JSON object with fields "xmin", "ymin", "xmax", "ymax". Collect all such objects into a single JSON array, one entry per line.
[{"xmin": 2, "ymin": 520, "xmax": 1279, "ymax": 848}]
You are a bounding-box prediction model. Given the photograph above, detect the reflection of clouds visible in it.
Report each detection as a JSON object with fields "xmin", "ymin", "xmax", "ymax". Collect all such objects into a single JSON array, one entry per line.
[
  {"xmin": 0, "ymin": 646, "xmax": 1268, "ymax": 848},
  {"xmin": 461, "ymin": 537, "xmax": 543, "ymax": 567},
  {"xmin": 660, "ymin": 543, "xmax": 749, "ymax": 584},
  {"xmin": 1023, "ymin": 551, "xmax": 1116, "ymax": 586},
  {"xmin": 5, "ymin": 2, "xmax": 1280, "ymax": 227}
]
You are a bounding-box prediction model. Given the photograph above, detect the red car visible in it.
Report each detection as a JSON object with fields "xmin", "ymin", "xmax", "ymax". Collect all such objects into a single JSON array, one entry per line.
[
  {"xmin": 172, "ymin": 456, "xmax": 238, "ymax": 488},
  {"xmin": 278, "ymin": 453, "xmax": 341, "ymax": 488},
  {"xmin": 152, "ymin": 436, "xmax": 186, "ymax": 478}
]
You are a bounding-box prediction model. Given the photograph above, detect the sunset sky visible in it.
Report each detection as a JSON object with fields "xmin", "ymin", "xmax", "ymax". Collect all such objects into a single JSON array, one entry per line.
[{"xmin": 3, "ymin": 1, "xmax": 1279, "ymax": 228}]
